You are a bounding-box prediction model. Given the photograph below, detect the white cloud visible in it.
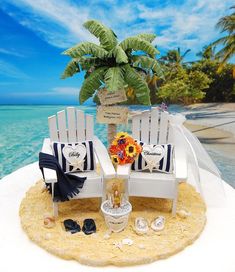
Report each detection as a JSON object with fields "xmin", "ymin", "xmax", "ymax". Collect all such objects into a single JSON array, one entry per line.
[
  {"xmin": 0, "ymin": 59, "xmax": 29, "ymax": 79},
  {"xmin": 1, "ymin": 0, "xmax": 234, "ymax": 58},
  {"xmin": 0, "ymin": 48, "xmax": 24, "ymax": 57},
  {"xmin": 2, "ymin": 0, "xmax": 97, "ymax": 48},
  {"xmin": 138, "ymin": 0, "xmax": 234, "ymax": 54},
  {"xmin": 8, "ymin": 86, "xmax": 79, "ymax": 97},
  {"xmin": 52, "ymin": 87, "xmax": 79, "ymax": 95}
]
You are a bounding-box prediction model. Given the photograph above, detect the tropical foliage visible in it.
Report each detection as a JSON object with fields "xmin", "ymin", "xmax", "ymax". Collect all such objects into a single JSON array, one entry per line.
[
  {"xmin": 209, "ymin": 6, "xmax": 235, "ymax": 74},
  {"xmin": 191, "ymin": 60, "xmax": 235, "ymax": 102},
  {"xmin": 157, "ymin": 66, "xmax": 211, "ymax": 104},
  {"xmin": 61, "ymin": 20, "xmax": 163, "ymax": 105}
]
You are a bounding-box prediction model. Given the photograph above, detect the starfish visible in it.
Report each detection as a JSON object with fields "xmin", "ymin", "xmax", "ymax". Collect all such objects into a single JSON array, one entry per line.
[
  {"xmin": 143, "ymin": 161, "xmax": 158, "ymax": 173},
  {"xmin": 69, "ymin": 160, "xmax": 85, "ymax": 172}
]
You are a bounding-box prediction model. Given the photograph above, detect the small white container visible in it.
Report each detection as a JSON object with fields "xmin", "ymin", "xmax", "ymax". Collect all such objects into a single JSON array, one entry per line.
[{"xmin": 101, "ymin": 200, "xmax": 132, "ymax": 233}]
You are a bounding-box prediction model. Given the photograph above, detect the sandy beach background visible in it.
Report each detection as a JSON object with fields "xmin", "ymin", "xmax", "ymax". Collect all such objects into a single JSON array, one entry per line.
[{"xmin": 183, "ymin": 103, "xmax": 235, "ymax": 187}]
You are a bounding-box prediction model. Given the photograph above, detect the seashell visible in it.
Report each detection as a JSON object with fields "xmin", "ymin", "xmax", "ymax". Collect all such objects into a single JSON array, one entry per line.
[
  {"xmin": 43, "ymin": 213, "xmax": 55, "ymax": 229},
  {"xmin": 177, "ymin": 209, "xmax": 191, "ymax": 219},
  {"xmin": 122, "ymin": 238, "xmax": 133, "ymax": 246}
]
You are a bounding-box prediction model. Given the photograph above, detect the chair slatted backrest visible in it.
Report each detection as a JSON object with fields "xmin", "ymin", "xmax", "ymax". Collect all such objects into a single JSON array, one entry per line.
[
  {"xmin": 132, "ymin": 108, "xmax": 171, "ymax": 144},
  {"xmin": 48, "ymin": 107, "xmax": 94, "ymax": 142}
]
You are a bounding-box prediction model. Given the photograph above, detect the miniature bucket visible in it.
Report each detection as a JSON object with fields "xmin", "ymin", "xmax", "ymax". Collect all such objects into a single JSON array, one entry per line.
[{"xmin": 101, "ymin": 200, "xmax": 132, "ymax": 233}]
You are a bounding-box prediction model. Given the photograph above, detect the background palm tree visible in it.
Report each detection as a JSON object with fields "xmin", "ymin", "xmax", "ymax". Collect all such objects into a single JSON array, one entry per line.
[
  {"xmin": 209, "ymin": 6, "xmax": 235, "ymax": 75},
  {"xmin": 196, "ymin": 45, "xmax": 216, "ymax": 61},
  {"xmin": 159, "ymin": 47, "xmax": 191, "ymax": 67},
  {"xmin": 61, "ymin": 20, "xmax": 163, "ymax": 143}
]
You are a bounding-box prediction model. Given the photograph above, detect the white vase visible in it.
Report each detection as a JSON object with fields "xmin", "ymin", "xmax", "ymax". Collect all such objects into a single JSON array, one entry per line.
[{"xmin": 101, "ymin": 200, "xmax": 132, "ymax": 233}]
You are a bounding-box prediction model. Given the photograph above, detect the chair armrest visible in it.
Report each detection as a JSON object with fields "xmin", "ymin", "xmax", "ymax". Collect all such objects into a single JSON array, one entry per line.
[
  {"xmin": 41, "ymin": 138, "xmax": 57, "ymax": 183},
  {"xmin": 93, "ymin": 136, "xmax": 116, "ymax": 179},
  {"xmin": 116, "ymin": 164, "xmax": 131, "ymax": 179},
  {"xmin": 174, "ymin": 145, "xmax": 187, "ymax": 181}
]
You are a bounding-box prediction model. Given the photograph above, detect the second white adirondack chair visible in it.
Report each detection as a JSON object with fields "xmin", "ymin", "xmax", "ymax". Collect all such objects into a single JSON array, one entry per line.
[
  {"xmin": 41, "ymin": 107, "xmax": 116, "ymax": 216},
  {"xmin": 117, "ymin": 108, "xmax": 188, "ymax": 215}
]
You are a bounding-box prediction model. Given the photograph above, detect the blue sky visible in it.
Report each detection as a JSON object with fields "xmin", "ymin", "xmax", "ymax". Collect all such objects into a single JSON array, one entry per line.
[{"xmin": 0, "ymin": 0, "xmax": 234, "ymax": 105}]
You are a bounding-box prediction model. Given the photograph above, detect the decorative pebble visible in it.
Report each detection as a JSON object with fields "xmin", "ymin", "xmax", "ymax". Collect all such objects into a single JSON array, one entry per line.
[
  {"xmin": 177, "ymin": 209, "xmax": 191, "ymax": 219},
  {"xmin": 122, "ymin": 238, "xmax": 133, "ymax": 246},
  {"xmin": 138, "ymin": 244, "xmax": 145, "ymax": 249},
  {"xmin": 43, "ymin": 213, "xmax": 55, "ymax": 229},
  {"xmin": 45, "ymin": 233, "xmax": 52, "ymax": 240},
  {"xmin": 103, "ymin": 232, "xmax": 111, "ymax": 240}
]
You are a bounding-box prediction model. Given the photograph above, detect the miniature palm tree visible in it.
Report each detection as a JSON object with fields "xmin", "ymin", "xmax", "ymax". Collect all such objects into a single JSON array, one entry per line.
[{"xmin": 61, "ymin": 20, "xmax": 163, "ymax": 142}]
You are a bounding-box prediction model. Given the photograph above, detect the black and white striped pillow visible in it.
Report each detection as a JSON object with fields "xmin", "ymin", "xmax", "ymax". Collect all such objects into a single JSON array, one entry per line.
[
  {"xmin": 132, "ymin": 142, "xmax": 174, "ymax": 173},
  {"xmin": 51, "ymin": 141, "xmax": 95, "ymax": 173}
]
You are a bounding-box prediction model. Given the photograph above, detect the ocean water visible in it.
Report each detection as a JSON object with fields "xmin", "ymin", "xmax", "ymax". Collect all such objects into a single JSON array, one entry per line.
[{"xmin": 0, "ymin": 105, "xmax": 234, "ymax": 188}]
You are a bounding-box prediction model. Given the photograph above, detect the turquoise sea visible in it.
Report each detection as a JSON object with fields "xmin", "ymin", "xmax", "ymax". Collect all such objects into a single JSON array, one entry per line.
[{"xmin": 0, "ymin": 105, "xmax": 234, "ymax": 188}]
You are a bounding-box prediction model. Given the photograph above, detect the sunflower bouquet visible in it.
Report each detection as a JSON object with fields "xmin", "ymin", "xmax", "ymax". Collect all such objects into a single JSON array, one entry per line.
[{"xmin": 109, "ymin": 132, "xmax": 142, "ymax": 165}]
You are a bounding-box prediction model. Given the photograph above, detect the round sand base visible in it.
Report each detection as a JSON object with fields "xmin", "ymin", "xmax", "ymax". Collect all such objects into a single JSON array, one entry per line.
[{"xmin": 19, "ymin": 181, "xmax": 206, "ymax": 266}]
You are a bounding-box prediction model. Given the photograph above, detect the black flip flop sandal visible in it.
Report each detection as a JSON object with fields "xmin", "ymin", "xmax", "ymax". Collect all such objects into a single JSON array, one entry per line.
[
  {"xmin": 82, "ymin": 218, "xmax": 96, "ymax": 235},
  {"xmin": 63, "ymin": 219, "xmax": 81, "ymax": 234}
]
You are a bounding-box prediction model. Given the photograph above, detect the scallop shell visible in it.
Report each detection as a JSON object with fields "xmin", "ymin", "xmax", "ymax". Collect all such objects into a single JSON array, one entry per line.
[
  {"xmin": 122, "ymin": 238, "xmax": 133, "ymax": 246},
  {"xmin": 177, "ymin": 209, "xmax": 191, "ymax": 219},
  {"xmin": 43, "ymin": 214, "xmax": 55, "ymax": 229}
]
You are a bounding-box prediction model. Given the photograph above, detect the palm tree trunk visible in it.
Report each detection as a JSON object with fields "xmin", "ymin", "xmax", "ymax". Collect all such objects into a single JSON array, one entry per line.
[{"xmin": 108, "ymin": 124, "xmax": 117, "ymax": 145}]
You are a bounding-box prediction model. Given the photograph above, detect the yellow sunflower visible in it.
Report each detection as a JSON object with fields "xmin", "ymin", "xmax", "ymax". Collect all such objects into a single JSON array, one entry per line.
[
  {"xmin": 111, "ymin": 155, "xmax": 119, "ymax": 165},
  {"xmin": 115, "ymin": 132, "xmax": 129, "ymax": 140},
  {"xmin": 125, "ymin": 143, "xmax": 137, "ymax": 158}
]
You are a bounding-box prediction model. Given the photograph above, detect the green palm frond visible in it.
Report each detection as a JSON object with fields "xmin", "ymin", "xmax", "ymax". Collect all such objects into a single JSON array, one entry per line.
[
  {"xmin": 79, "ymin": 56, "xmax": 103, "ymax": 70},
  {"xmin": 124, "ymin": 64, "xmax": 151, "ymax": 105},
  {"xmin": 211, "ymin": 36, "xmax": 231, "ymax": 46},
  {"xmin": 61, "ymin": 59, "xmax": 80, "ymax": 79},
  {"xmin": 216, "ymin": 42, "xmax": 235, "ymax": 61},
  {"xmin": 62, "ymin": 42, "xmax": 108, "ymax": 59},
  {"xmin": 79, "ymin": 67, "xmax": 107, "ymax": 103},
  {"xmin": 104, "ymin": 67, "xmax": 125, "ymax": 92},
  {"xmin": 216, "ymin": 6, "xmax": 235, "ymax": 33},
  {"xmin": 83, "ymin": 20, "xmax": 118, "ymax": 50},
  {"xmin": 119, "ymin": 37, "xmax": 158, "ymax": 58},
  {"xmin": 135, "ymin": 33, "xmax": 157, "ymax": 43},
  {"xmin": 108, "ymin": 45, "xmax": 128, "ymax": 64},
  {"xmin": 132, "ymin": 56, "xmax": 164, "ymax": 78}
]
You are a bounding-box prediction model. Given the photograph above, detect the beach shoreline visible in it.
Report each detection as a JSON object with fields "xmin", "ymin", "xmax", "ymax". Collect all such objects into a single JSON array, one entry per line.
[
  {"xmin": 182, "ymin": 103, "xmax": 235, "ymax": 187},
  {"xmin": 183, "ymin": 103, "xmax": 235, "ymax": 160},
  {"xmin": 183, "ymin": 103, "xmax": 235, "ymax": 136}
]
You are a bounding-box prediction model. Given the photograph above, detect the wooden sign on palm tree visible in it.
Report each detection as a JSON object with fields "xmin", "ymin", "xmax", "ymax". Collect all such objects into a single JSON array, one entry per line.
[{"xmin": 61, "ymin": 20, "xmax": 163, "ymax": 144}]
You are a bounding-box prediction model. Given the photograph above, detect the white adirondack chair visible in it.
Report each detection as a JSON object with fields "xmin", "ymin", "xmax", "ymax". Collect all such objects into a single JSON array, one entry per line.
[
  {"xmin": 41, "ymin": 107, "xmax": 116, "ymax": 216},
  {"xmin": 117, "ymin": 108, "xmax": 188, "ymax": 215}
]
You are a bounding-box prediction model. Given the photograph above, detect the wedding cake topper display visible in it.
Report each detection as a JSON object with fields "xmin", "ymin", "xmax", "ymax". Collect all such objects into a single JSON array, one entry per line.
[{"xmin": 11, "ymin": 16, "xmax": 230, "ymax": 270}]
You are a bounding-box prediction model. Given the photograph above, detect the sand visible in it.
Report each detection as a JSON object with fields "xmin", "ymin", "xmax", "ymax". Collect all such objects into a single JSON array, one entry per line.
[
  {"xmin": 184, "ymin": 103, "xmax": 235, "ymax": 137},
  {"xmin": 20, "ymin": 180, "xmax": 206, "ymax": 267},
  {"xmin": 183, "ymin": 103, "xmax": 235, "ymax": 188}
]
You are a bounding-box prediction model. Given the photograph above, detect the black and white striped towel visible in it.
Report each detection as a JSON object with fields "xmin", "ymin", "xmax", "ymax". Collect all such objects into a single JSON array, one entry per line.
[
  {"xmin": 51, "ymin": 141, "xmax": 95, "ymax": 173},
  {"xmin": 132, "ymin": 142, "xmax": 174, "ymax": 173}
]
